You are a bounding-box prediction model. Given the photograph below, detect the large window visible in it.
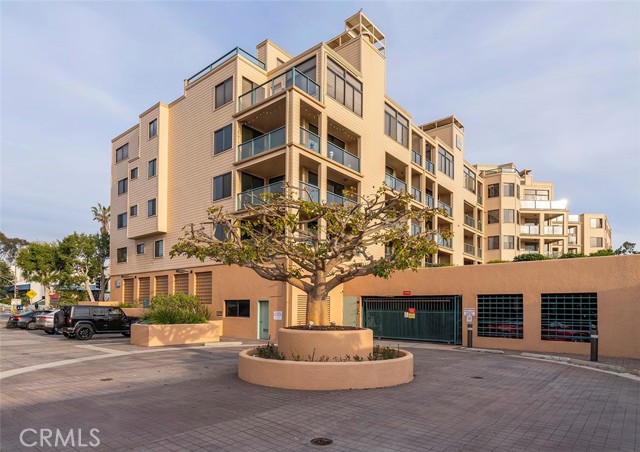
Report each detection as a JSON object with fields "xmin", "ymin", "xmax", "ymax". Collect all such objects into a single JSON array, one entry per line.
[
  {"xmin": 148, "ymin": 159, "xmax": 157, "ymax": 178},
  {"xmin": 213, "ymin": 173, "xmax": 232, "ymax": 201},
  {"xmin": 117, "ymin": 213, "xmax": 127, "ymax": 229},
  {"xmin": 503, "ymin": 183, "xmax": 515, "ymax": 197},
  {"xmin": 590, "ymin": 218, "xmax": 603, "ymax": 228},
  {"xmin": 214, "ymin": 124, "xmax": 233, "ymax": 155},
  {"xmin": 463, "ymin": 167, "xmax": 476, "ymax": 193},
  {"xmin": 117, "ymin": 178, "xmax": 128, "ymax": 195},
  {"xmin": 115, "ymin": 143, "xmax": 129, "ymax": 163},
  {"xmin": 487, "ymin": 184, "xmax": 499, "ymax": 198},
  {"xmin": 590, "ymin": 237, "xmax": 603, "ymax": 247},
  {"xmin": 541, "ymin": 293, "xmax": 597, "ymax": 342},
  {"xmin": 477, "ymin": 294, "xmax": 523, "ymax": 339},
  {"xmin": 116, "ymin": 247, "xmax": 127, "ymax": 263},
  {"xmin": 149, "ymin": 119, "xmax": 158, "ymax": 138},
  {"xmin": 503, "ymin": 209, "xmax": 515, "ymax": 223},
  {"xmin": 488, "ymin": 236, "xmax": 499, "ymax": 250},
  {"xmin": 524, "ymin": 189, "xmax": 549, "ymax": 201},
  {"xmin": 148, "ymin": 198, "xmax": 157, "ymax": 217},
  {"xmin": 438, "ymin": 146, "xmax": 454, "ymax": 179},
  {"xmin": 327, "ymin": 58, "xmax": 362, "ymax": 116},
  {"xmin": 384, "ymin": 104, "xmax": 409, "ymax": 147},
  {"xmin": 154, "ymin": 240, "xmax": 163, "ymax": 258},
  {"xmin": 503, "ymin": 235, "xmax": 515, "ymax": 249},
  {"xmin": 226, "ymin": 300, "xmax": 250, "ymax": 318},
  {"xmin": 488, "ymin": 210, "xmax": 499, "ymax": 224},
  {"xmin": 215, "ymin": 77, "xmax": 233, "ymax": 108}
]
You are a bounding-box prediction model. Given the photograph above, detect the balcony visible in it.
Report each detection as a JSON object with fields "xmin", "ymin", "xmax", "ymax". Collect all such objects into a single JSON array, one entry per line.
[
  {"xmin": 411, "ymin": 187, "xmax": 422, "ymax": 203},
  {"xmin": 464, "ymin": 214, "xmax": 475, "ymax": 228},
  {"xmin": 411, "ymin": 224, "xmax": 422, "ymax": 236},
  {"xmin": 520, "ymin": 225, "xmax": 540, "ymax": 235},
  {"xmin": 478, "ymin": 248, "xmax": 483, "ymax": 258},
  {"xmin": 438, "ymin": 200, "xmax": 452, "ymax": 217},
  {"xmin": 568, "ymin": 214, "xmax": 580, "ymax": 223},
  {"xmin": 384, "ymin": 174, "xmax": 406, "ymax": 192},
  {"xmin": 543, "ymin": 225, "xmax": 564, "ymax": 235},
  {"xmin": 300, "ymin": 127, "xmax": 321, "ymax": 154},
  {"xmin": 425, "ymin": 193, "xmax": 434, "ymax": 208},
  {"xmin": 477, "ymin": 193, "xmax": 483, "ymax": 205},
  {"xmin": 411, "ymin": 149, "xmax": 422, "ymax": 166},
  {"xmin": 186, "ymin": 47, "xmax": 265, "ymax": 86},
  {"xmin": 543, "ymin": 251, "xmax": 562, "ymax": 258},
  {"xmin": 238, "ymin": 68, "xmax": 320, "ymax": 111},
  {"xmin": 568, "ymin": 235, "xmax": 577, "ymax": 245},
  {"xmin": 437, "ymin": 235, "xmax": 453, "ymax": 248},
  {"xmin": 482, "ymin": 167, "xmax": 519, "ymax": 176},
  {"xmin": 464, "ymin": 243, "xmax": 475, "ymax": 256},
  {"xmin": 237, "ymin": 127, "xmax": 286, "ymax": 161},
  {"xmin": 327, "ymin": 142, "xmax": 360, "ymax": 172},
  {"xmin": 299, "ymin": 181, "xmax": 319, "ymax": 202},
  {"xmin": 237, "ymin": 181, "xmax": 284, "ymax": 210},
  {"xmin": 520, "ymin": 200, "xmax": 568, "ymax": 210},
  {"xmin": 425, "ymin": 159, "xmax": 435, "ymax": 174},
  {"xmin": 327, "ymin": 192, "xmax": 357, "ymax": 207}
]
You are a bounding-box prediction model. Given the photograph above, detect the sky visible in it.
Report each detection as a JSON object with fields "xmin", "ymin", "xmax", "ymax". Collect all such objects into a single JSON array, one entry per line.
[{"xmin": 1, "ymin": 1, "xmax": 639, "ymax": 249}]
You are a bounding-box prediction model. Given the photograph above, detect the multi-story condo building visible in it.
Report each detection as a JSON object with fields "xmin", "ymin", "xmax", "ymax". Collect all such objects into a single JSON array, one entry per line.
[{"xmin": 109, "ymin": 12, "xmax": 611, "ymax": 334}]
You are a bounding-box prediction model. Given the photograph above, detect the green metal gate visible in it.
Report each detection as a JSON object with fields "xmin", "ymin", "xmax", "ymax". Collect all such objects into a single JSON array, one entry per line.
[{"xmin": 362, "ymin": 296, "xmax": 462, "ymax": 344}]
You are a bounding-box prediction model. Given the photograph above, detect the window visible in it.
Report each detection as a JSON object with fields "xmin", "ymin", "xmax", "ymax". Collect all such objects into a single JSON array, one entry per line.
[
  {"xmin": 488, "ymin": 183, "xmax": 500, "ymax": 198},
  {"xmin": 488, "ymin": 210, "xmax": 500, "ymax": 224},
  {"xmin": 215, "ymin": 77, "xmax": 233, "ymax": 108},
  {"xmin": 130, "ymin": 205, "xmax": 138, "ymax": 217},
  {"xmin": 136, "ymin": 243, "xmax": 144, "ymax": 255},
  {"xmin": 214, "ymin": 124, "xmax": 233, "ymax": 155},
  {"xmin": 541, "ymin": 293, "xmax": 597, "ymax": 342},
  {"xmin": 116, "ymin": 247, "xmax": 127, "ymax": 263},
  {"xmin": 504, "ymin": 235, "xmax": 515, "ymax": 249},
  {"xmin": 115, "ymin": 143, "xmax": 129, "ymax": 163},
  {"xmin": 590, "ymin": 218, "xmax": 603, "ymax": 228},
  {"xmin": 488, "ymin": 236, "xmax": 500, "ymax": 250},
  {"xmin": 154, "ymin": 240, "xmax": 163, "ymax": 258},
  {"xmin": 503, "ymin": 209, "xmax": 515, "ymax": 223},
  {"xmin": 214, "ymin": 224, "xmax": 229, "ymax": 241},
  {"xmin": 213, "ymin": 173, "xmax": 232, "ymax": 201},
  {"xmin": 456, "ymin": 135, "xmax": 463, "ymax": 150},
  {"xmin": 117, "ymin": 213, "xmax": 127, "ymax": 229},
  {"xmin": 590, "ymin": 237, "xmax": 603, "ymax": 247},
  {"xmin": 149, "ymin": 119, "xmax": 157, "ymax": 138},
  {"xmin": 477, "ymin": 294, "xmax": 523, "ymax": 339},
  {"xmin": 148, "ymin": 198, "xmax": 157, "ymax": 217},
  {"xmin": 384, "ymin": 104, "xmax": 409, "ymax": 147},
  {"xmin": 117, "ymin": 178, "xmax": 128, "ymax": 195},
  {"xmin": 130, "ymin": 167, "xmax": 138, "ymax": 180},
  {"xmin": 148, "ymin": 159, "xmax": 157, "ymax": 178},
  {"xmin": 326, "ymin": 58, "xmax": 363, "ymax": 116},
  {"xmin": 463, "ymin": 167, "xmax": 476, "ymax": 193},
  {"xmin": 524, "ymin": 189, "xmax": 549, "ymax": 201},
  {"xmin": 225, "ymin": 300, "xmax": 250, "ymax": 317},
  {"xmin": 438, "ymin": 146, "xmax": 454, "ymax": 179},
  {"xmin": 503, "ymin": 183, "xmax": 515, "ymax": 197}
]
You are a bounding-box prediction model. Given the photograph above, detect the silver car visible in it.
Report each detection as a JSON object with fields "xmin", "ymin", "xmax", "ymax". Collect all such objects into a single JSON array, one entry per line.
[{"xmin": 35, "ymin": 309, "xmax": 60, "ymax": 334}]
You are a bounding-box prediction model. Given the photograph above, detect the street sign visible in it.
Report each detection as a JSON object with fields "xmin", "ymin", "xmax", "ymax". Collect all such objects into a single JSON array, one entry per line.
[
  {"xmin": 402, "ymin": 290, "xmax": 411, "ymax": 296},
  {"xmin": 407, "ymin": 307, "xmax": 416, "ymax": 319},
  {"xmin": 463, "ymin": 308, "xmax": 476, "ymax": 316},
  {"xmin": 26, "ymin": 290, "xmax": 37, "ymax": 299}
]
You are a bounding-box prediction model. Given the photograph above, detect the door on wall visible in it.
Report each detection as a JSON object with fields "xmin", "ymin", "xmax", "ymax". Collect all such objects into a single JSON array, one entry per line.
[
  {"xmin": 343, "ymin": 296, "xmax": 358, "ymax": 327},
  {"xmin": 258, "ymin": 300, "xmax": 269, "ymax": 340},
  {"xmin": 362, "ymin": 295, "xmax": 462, "ymax": 344}
]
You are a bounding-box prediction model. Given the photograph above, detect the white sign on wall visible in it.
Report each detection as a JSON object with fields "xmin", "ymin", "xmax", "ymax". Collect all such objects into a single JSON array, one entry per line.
[{"xmin": 273, "ymin": 311, "xmax": 283, "ymax": 321}]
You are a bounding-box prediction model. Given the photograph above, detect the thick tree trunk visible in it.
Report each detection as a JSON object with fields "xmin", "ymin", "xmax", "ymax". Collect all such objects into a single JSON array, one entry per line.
[
  {"xmin": 44, "ymin": 286, "xmax": 51, "ymax": 309},
  {"xmin": 99, "ymin": 275, "xmax": 106, "ymax": 301},
  {"xmin": 85, "ymin": 277, "xmax": 95, "ymax": 302},
  {"xmin": 306, "ymin": 274, "xmax": 330, "ymax": 325}
]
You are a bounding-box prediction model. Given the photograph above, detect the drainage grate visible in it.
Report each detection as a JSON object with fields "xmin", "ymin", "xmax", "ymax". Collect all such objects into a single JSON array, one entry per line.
[{"xmin": 310, "ymin": 438, "xmax": 333, "ymax": 446}]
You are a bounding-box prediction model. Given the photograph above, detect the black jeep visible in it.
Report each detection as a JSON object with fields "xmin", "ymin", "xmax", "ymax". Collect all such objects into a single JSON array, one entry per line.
[{"xmin": 55, "ymin": 306, "xmax": 136, "ymax": 340}]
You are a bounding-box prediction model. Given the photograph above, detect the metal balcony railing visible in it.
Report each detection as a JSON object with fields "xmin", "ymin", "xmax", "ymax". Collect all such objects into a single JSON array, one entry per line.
[
  {"xmin": 425, "ymin": 159, "xmax": 435, "ymax": 174},
  {"xmin": 238, "ymin": 67, "xmax": 320, "ymax": 111},
  {"xmin": 299, "ymin": 181, "xmax": 319, "ymax": 202},
  {"xmin": 411, "ymin": 187, "xmax": 422, "ymax": 203},
  {"xmin": 425, "ymin": 193, "xmax": 434, "ymax": 208},
  {"xmin": 327, "ymin": 192, "xmax": 357, "ymax": 207},
  {"xmin": 384, "ymin": 174, "xmax": 407, "ymax": 192},
  {"xmin": 327, "ymin": 142, "xmax": 360, "ymax": 172},
  {"xmin": 411, "ymin": 149, "xmax": 422, "ymax": 166},
  {"xmin": 438, "ymin": 200, "xmax": 452, "ymax": 217},
  {"xmin": 186, "ymin": 47, "xmax": 265, "ymax": 86},
  {"xmin": 237, "ymin": 181, "xmax": 285, "ymax": 210},
  {"xmin": 299, "ymin": 128, "xmax": 321, "ymax": 154},
  {"xmin": 464, "ymin": 214, "xmax": 475, "ymax": 228},
  {"xmin": 237, "ymin": 126, "xmax": 286, "ymax": 161}
]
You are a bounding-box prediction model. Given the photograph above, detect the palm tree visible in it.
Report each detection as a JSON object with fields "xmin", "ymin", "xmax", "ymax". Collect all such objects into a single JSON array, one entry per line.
[
  {"xmin": 91, "ymin": 203, "xmax": 110, "ymax": 300},
  {"xmin": 91, "ymin": 203, "xmax": 110, "ymax": 235}
]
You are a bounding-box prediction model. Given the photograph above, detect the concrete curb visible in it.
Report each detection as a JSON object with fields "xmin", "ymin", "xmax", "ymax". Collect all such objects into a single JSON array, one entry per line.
[
  {"xmin": 520, "ymin": 352, "xmax": 637, "ymax": 376},
  {"xmin": 455, "ymin": 347, "xmax": 504, "ymax": 354}
]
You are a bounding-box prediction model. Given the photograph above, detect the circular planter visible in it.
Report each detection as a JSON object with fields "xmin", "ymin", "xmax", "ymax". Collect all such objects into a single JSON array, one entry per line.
[
  {"xmin": 238, "ymin": 348, "xmax": 414, "ymax": 390},
  {"xmin": 277, "ymin": 327, "xmax": 373, "ymax": 360}
]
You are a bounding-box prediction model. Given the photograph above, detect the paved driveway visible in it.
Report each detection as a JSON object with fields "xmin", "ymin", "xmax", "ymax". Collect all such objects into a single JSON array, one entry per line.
[{"xmin": 0, "ymin": 319, "xmax": 638, "ymax": 451}]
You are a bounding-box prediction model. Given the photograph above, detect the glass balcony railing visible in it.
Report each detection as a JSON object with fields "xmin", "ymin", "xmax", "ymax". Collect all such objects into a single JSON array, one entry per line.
[
  {"xmin": 238, "ymin": 67, "xmax": 320, "ymax": 111},
  {"xmin": 464, "ymin": 243, "xmax": 475, "ymax": 255},
  {"xmin": 384, "ymin": 174, "xmax": 406, "ymax": 192},
  {"xmin": 477, "ymin": 248, "xmax": 483, "ymax": 258},
  {"xmin": 237, "ymin": 127, "xmax": 286, "ymax": 161},
  {"xmin": 299, "ymin": 181, "xmax": 319, "ymax": 202},
  {"xmin": 464, "ymin": 214, "xmax": 475, "ymax": 228},
  {"xmin": 425, "ymin": 193, "xmax": 434, "ymax": 208},
  {"xmin": 438, "ymin": 200, "xmax": 452, "ymax": 217},
  {"xmin": 543, "ymin": 250, "xmax": 562, "ymax": 258},
  {"xmin": 411, "ymin": 149, "xmax": 422, "ymax": 166},
  {"xmin": 520, "ymin": 225, "xmax": 540, "ymax": 235},
  {"xmin": 300, "ymin": 127, "xmax": 321, "ymax": 154},
  {"xmin": 437, "ymin": 235, "xmax": 453, "ymax": 248},
  {"xmin": 568, "ymin": 214, "xmax": 580, "ymax": 223},
  {"xmin": 411, "ymin": 187, "xmax": 422, "ymax": 203},
  {"xmin": 477, "ymin": 193, "xmax": 483, "ymax": 205},
  {"xmin": 327, "ymin": 142, "xmax": 360, "ymax": 172},
  {"xmin": 411, "ymin": 224, "xmax": 422, "ymax": 236},
  {"xmin": 544, "ymin": 225, "xmax": 564, "ymax": 235},
  {"xmin": 568, "ymin": 235, "xmax": 577, "ymax": 245},
  {"xmin": 425, "ymin": 159, "xmax": 435, "ymax": 174},
  {"xmin": 186, "ymin": 47, "xmax": 265, "ymax": 86},
  {"xmin": 327, "ymin": 192, "xmax": 357, "ymax": 208},
  {"xmin": 482, "ymin": 167, "xmax": 519, "ymax": 176},
  {"xmin": 520, "ymin": 200, "xmax": 568, "ymax": 210},
  {"xmin": 237, "ymin": 181, "xmax": 284, "ymax": 210}
]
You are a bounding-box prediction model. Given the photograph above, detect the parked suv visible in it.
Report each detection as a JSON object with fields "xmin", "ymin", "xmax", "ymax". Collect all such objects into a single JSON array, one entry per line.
[{"xmin": 55, "ymin": 306, "xmax": 136, "ymax": 340}]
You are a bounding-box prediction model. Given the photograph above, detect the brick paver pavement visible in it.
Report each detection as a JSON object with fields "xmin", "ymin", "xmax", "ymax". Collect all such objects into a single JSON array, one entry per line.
[{"xmin": 1, "ymin": 320, "xmax": 638, "ymax": 451}]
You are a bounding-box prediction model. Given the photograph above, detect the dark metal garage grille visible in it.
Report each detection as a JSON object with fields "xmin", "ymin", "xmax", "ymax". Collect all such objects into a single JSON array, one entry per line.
[
  {"xmin": 363, "ymin": 296, "xmax": 461, "ymax": 344},
  {"xmin": 541, "ymin": 293, "xmax": 597, "ymax": 342},
  {"xmin": 477, "ymin": 294, "xmax": 524, "ymax": 339}
]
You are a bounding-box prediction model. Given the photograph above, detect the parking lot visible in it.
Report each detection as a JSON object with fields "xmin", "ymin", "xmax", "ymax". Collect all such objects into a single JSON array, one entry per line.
[{"xmin": 1, "ymin": 312, "xmax": 639, "ymax": 451}]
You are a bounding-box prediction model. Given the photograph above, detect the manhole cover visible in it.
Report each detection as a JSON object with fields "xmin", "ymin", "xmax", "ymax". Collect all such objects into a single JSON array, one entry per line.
[
  {"xmin": 471, "ymin": 376, "xmax": 483, "ymax": 379},
  {"xmin": 310, "ymin": 438, "xmax": 333, "ymax": 446}
]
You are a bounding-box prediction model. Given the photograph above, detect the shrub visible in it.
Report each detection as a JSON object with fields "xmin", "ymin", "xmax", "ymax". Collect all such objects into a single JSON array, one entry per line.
[
  {"xmin": 589, "ymin": 249, "xmax": 615, "ymax": 257},
  {"xmin": 558, "ymin": 253, "xmax": 585, "ymax": 259},
  {"xmin": 487, "ymin": 259, "xmax": 509, "ymax": 264},
  {"xmin": 119, "ymin": 300, "xmax": 142, "ymax": 308},
  {"xmin": 142, "ymin": 293, "xmax": 211, "ymax": 325},
  {"xmin": 513, "ymin": 253, "xmax": 546, "ymax": 262}
]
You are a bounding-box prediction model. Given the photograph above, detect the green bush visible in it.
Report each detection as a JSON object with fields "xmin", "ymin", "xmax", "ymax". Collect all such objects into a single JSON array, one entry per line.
[
  {"xmin": 487, "ymin": 259, "xmax": 510, "ymax": 264},
  {"xmin": 119, "ymin": 300, "xmax": 142, "ymax": 308},
  {"xmin": 513, "ymin": 253, "xmax": 547, "ymax": 262},
  {"xmin": 589, "ymin": 249, "xmax": 615, "ymax": 257},
  {"xmin": 142, "ymin": 293, "xmax": 211, "ymax": 325},
  {"xmin": 558, "ymin": 253, "xmax": 585, "ymax": 259}
]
